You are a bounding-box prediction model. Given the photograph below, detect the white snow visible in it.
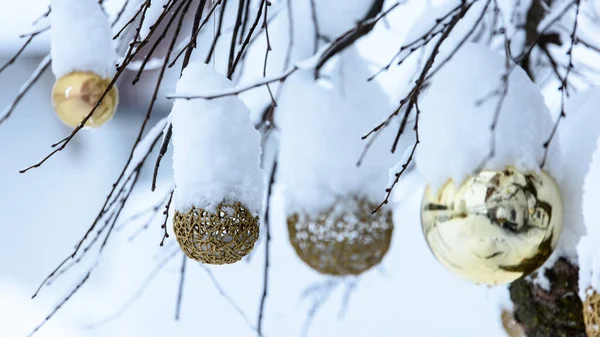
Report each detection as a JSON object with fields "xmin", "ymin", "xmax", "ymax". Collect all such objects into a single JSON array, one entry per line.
[
  {"xmin": 313, "ymin": 0, "xmax": 375, "ymax": 38},
  {"xmin": 50, "ymin": 0, "xmax": 117, "ymax": 79},
  {"xmin": 276, "ymin": 46, "xmax": 400, "ymax": 215},
  {"xmin": 170, "ymin": 62, "xmax": 264, "ymax": 215},
  {"xmin": 558, "ymin": 87, "xmax": 600, "ymax": 262},
  {"xmin": 578, "ymin": 136, "xmax": 600, "ymax": 297},
  {"xmin": 415, "ymin": 42, "xmax": 560, "ymax": 192}
]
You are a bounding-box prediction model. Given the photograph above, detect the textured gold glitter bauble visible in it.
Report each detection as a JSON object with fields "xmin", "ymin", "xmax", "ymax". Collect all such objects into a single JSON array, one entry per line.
[
  {"xmin": 421, "ymin": 166, "xmax": 563, "ymax": 285},
  {"xmin": 288, "ymin": 197, "xmax": 393, "ymax": 276},
  {"xmin": 52, "ymin": 72, "xmax": 118, "ymax": 128},
  {"xmin": 584, "ymin": 291, "xmax": 600, "ymax": 337},
  {"xmin": 172, "ymin": 202, "xmax": 259, "ymax": 264}
]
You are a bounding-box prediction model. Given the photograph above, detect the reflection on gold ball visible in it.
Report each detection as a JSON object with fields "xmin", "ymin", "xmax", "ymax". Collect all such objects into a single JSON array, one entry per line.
[
  {"xmin": 172, "ymin": 202, "xmax": 259, "ymax": 264},
  {"xmin": 51, "ymin": 72, "xmax": 118, "ymax": 128},
  {"xmin": 421, "ymin": 166, "xmax": 563, "ymax": 285},
  {"xmin": 288, "ymin": 197, "xmax": 393, "ymax": 276}
]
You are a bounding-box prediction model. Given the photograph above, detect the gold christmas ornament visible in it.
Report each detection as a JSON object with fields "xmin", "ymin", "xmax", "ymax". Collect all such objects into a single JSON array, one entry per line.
[
  {"xmin": 501, "ymin": 310, "xmax": 526, "ymax": 337},
  {"xmin": 51, "ymin": 71, "xmax": 118, "ymax": 128},
  {"xmin": 172, "ymin": 202, "xmax": 259, "ymax": 264},
  {"xmin": 584, "ymin": 291, "xmax": 600, "ymax": 337},
  {"xmin": 288, "ymin": 197, "xmax": 393, "ymax": 276},
  {"xmin": 421, "ymin": 166, "xmax": 563, "ymax": 285}
]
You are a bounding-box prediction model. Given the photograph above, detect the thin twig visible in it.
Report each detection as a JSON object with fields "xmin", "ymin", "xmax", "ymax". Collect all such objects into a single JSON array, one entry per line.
[
  {"xmin": 174, "ymin": 254, "xmax": 187, "ymax": 320},
  {"xmin": 159, "ymin": 191, "xmax": 174, "ymax": 246},
  {"xmin": 541, "ymin": 0, "xmax": 580, "ymax": 167},
  {"xmin": 257, "ymin": 159, "xmax": 277, "ymax": 336}
]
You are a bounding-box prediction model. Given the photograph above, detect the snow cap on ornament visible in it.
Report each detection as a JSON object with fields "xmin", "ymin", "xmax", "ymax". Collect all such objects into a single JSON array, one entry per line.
[
  {"xmin": 277, "ymin": 47, "xmax": 397, "ymax": 276},
  {"xmin": 578, "ymin": 136, "xmax": 600, "ymax": 336},
  {"xmin": 170, "ymin": 61, "xmax": 264, "ymax": 265},
  {"xmin": 416, "ymin": 43, "xmax": 564, "ymax": 286},
  {"xmin": 50, "ymin": 0, "xmax": 118, "ymax": 128}
]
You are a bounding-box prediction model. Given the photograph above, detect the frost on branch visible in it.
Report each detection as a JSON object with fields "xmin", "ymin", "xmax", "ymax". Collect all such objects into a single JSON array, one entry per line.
[
  {"xmin": 50, "ymin": 0, "xmax": 116, "ymax": 78},
  {"xmin": 170, "ymin": 62, "xmax": 264, "ymax": 264}
]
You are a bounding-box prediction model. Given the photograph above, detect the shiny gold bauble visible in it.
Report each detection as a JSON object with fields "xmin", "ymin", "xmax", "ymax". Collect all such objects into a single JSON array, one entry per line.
[
  {"xmin": 172, "ymin": 202, "xmax": 259, "ymax": 264},
  {"xmin": 584, "ymin": 291, "xmax": 600, "ymax": 337},
  {"xmin": 51, "ymin": 72, "xmax": 118, "ymax": 128},
  {"xmin": 421, "ymin": 166, "xmax": 563, "ymax": 285},
  {"xmin": 288, "ymin": 197, "xmax": 393, "ymax": 276}
]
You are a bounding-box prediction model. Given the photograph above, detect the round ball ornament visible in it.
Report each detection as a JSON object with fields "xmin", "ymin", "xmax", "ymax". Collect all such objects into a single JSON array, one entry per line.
[
  {"xmin": 172, "ymin": 201, "xmax": 259, "ymax": 264},
  {"xmin": 584, "ymin": 291, "xmax": 600, "ymax": 337},
  {"xmin": 288, "ymin": 197, "xmax": 393, "ymax": 276},
  {"xmin": 421, "ymin": 166, "xmax": 563, "ymax": 285},
  {"xmin": 51, "ymin": 71, "xmax": 118, "ymax": 128}
]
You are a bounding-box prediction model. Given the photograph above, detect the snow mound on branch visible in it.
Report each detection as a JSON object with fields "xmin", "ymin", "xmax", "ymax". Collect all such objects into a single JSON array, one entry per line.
[
  {"xmin": 50, "ymin": 0, "xmax": 116, "ymax": 78},
  {"xmin": 415, "ymin": 42, "xmax": 560, "ymax": 192},
  {"xmin": 276, "ymin": 47, "xmax": 398, "ymax": 214},
  {"xmin": 313, "ymin": 0, "xmax": 375, "ymax": 38},
  {"xmin": 578, "ymin": 136, "xmax": 600, "ymax": 297},
  {"xmin": 170, "ymin": 62, "xmax": 264, "ymax": 216},
  {"xmin": 558, "ymin": 87, "xmax": 600, "ymax": 261}
]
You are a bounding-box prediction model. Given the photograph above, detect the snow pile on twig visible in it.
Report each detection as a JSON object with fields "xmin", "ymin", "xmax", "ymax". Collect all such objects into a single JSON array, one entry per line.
[
  {"xmin": 50, "ymin": 0, "xmax": 116, "ymax": 78},
  {"xmin": 415, "ymin": 42, "xmax": 560, "ymax": 192},
  {"xmin": 170, "ymin": 62, "xmax": 264, "ymax": 215}
]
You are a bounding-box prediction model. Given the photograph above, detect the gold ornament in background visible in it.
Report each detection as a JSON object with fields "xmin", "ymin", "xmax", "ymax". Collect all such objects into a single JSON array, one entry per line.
[
  {"xmin": 584, "ymin": 291, "xmax": 600, "ymax": 337},
  {"xmin": 288, "ymin": 197, "xmax": 393, "ymax": 276},
  {"xmin": 172, "ymin": 201, "xmax": 259, "ymax": 264},
  {"xmin": 52, "ymin": 71, "xmax": 118, "ymax": 128},
  {"xmin": 501, "ymin": 310, "xmax": 526, "ymax": 337},
  {"xmin": 421, "ymin": 166, "xmax": 563, "ymax": 286}
]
